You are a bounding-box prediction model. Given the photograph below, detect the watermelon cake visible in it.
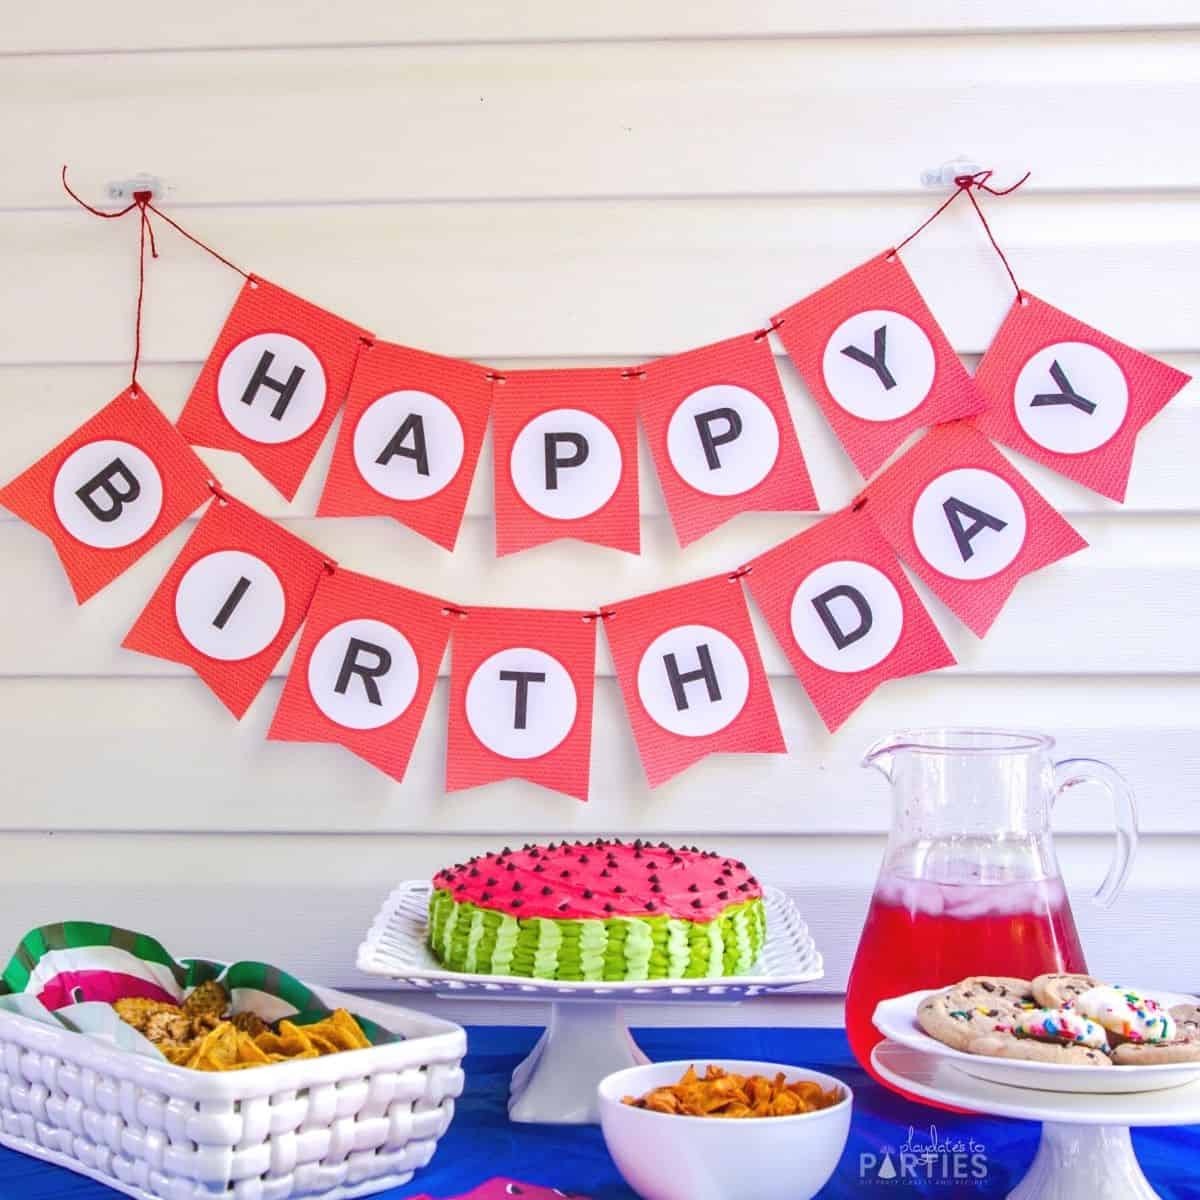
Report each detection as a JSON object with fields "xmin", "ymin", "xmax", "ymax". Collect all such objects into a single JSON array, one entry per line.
[{"xmin": 428, "ymin": 840, "xmax": 766, "ymax": 981}]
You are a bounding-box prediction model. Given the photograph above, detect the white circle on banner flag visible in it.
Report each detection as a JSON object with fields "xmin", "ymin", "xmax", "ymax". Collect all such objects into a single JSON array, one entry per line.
[
  {"xmin": 217, "ymin": 333, "xmax": 327, "ymax": 444},
  {"xmin": 465, "ymin": 646, "xmax": 578, "ymax": 759},
  {"xmin": 52, "ymin": 439, "xmax": 164, "ymax": 548},
  {"xmin": 352, "ymin": 390, "xmax": 465, "ymax": 500},
  {"xmin": 821, "ymin": 309, "xmax": 936, "ymax": 421},
  {"xmin": 666, "ymin": 385, "xmax": 780, "ymax": 496},
  {"xmin": 307, "ymin": 618, "xmax": 419, "ymax": 729},
  {"xmin": 509, "ymin": 409, "xmax": 622, "ymax": 519},
  {"xmin": 636, "ymin": 624, "xmax": 749, "ymax": 738},
  {"xmin": 911, "ymin": 468, "xmax": 1028, "ymax": 581},
  {"xmin": 790, "ymin": 560, "xmax": 904, "ymax": 672},
  {"xmin": 174, "ymin": 550, "xmax": 286, "ymax": 660},
  {"xmin": 1013, "ymin": 341, "xmax": 1129, "ymax": 455}
]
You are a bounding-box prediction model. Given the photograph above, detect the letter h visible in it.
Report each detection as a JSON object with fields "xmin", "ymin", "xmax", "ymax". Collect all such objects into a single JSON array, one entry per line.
[
  {"xmin": 240, "ymin": 349, "xmax": 306, "ymax": 421},
  {"xmin": 663, "ymin": 643, "xmax": 721, "ymax": 712}
]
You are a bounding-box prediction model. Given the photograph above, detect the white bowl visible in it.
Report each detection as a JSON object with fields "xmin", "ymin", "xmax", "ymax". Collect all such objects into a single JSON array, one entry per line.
[{"xmin": 597, "ymin": 1059, "xmax": 852, "ymax": 1200}]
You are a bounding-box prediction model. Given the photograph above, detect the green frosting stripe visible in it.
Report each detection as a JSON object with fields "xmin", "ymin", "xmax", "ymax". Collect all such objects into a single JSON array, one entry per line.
[{"xmin": 427, "ymin": 890, "xmax": 766, "ymax": 981}]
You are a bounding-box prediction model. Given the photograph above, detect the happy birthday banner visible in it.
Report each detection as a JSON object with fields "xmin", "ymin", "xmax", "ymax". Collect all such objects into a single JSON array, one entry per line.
[{"xmin": 0, "ymin": 169, "xmax": 1189, "ymax": 797}]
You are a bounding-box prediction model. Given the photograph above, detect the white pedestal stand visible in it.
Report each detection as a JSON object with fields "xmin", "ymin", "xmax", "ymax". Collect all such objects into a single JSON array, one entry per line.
[
  {"xmin": 872, "ymin": 1040, "xmax": 1200, "ymax": 1200},
  {"xmin": 508, "ymin": 1000, "xmax": 651, "ymax": 1123}
]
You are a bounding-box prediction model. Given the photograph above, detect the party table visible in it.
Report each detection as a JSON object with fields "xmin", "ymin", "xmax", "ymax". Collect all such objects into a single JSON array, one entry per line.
[{"xmin": 3, "ymin": 1026, "xmax": 1199, "ymax": 1200}]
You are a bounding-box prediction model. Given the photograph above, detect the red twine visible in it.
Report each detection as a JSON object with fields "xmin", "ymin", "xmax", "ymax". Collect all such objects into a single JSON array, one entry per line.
[
  {"xmin": 61, "ymin": 165, "xmax": 251, "ymax": 389},
  {"xmin": 890, "ymin": 169, "xmax": 1031, "ymax": 300}
]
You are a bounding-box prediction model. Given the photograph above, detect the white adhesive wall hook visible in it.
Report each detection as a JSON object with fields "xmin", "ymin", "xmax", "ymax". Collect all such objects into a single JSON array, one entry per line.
[
  {"xmin": 920, "ymin": 156, "xmax": 984, "ymax": 189},
  {"xmin": 106, "ymin": 172, "xmax": 170, "ymax": 204}
]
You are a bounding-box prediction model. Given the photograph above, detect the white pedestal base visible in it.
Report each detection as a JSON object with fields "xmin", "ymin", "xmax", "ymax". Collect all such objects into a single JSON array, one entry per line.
[
  {"xmin": 508, "ymin": 1001, "xmax": 648, "ymax": 1124},
  {"xmin": 1008, "ymin": 1123, "xmax": 1160, "ymax": 1200}
]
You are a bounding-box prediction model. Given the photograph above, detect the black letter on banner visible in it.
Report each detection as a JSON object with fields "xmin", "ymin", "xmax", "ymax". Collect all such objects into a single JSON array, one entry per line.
[
  {"xmin": 811, "ymin": 584, "xmax": 874, "ymax": 650},
  {"xmin": 1030, "ymin": 360, "xmax": 1097, "ymax": 415},
  {"xmin": 694, "ymin": 407, "xmax": 744, "ymax": 470},
  {"xmin": 75, "ymin": 459, "xmax": 142, "ymax": 523},
  {"xmin": 499, "ymin": 669, "xmax": 547, "ymax": 730},
  {"xmin": 212, "ymin": 576, "xmax": 252, "ymax": 631},
  {"xmin": 375, "ymin": 413, "xmax": 431, "ymax": 476},
  {"xmin": 663, "ymin": 644, "xmax": 721, "ymax": 712},
  {"xmin": 943, "ymin": 497, "xmax": 1008, "ymax": 563},
  {"xmin": 544, "ymin": 433, "xmax": 589, "ymax": 490},
  {"xmin": 240, "ymin": 349, "xmax": 306, "ymax": 421},
  {"xmin": 840, "ymin": 325, "xmax": 897, "ymax": 390},
  {"xmin": 335, "ymin": 638, "xmax": 393, "ymax": 706}
]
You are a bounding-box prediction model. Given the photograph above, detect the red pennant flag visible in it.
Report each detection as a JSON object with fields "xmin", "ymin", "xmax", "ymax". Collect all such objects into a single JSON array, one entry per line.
[
  {"xmin": 773, "ymin": 251, "xmax": 984, "ymax": 477},
  {"xmin": 446, "ymin": 607, "xmax": 597, "ymax": 801},
  {"xmin": 745, "ymin": 507, "xmax": 955, "ymax": 731},
  {"xmin": 492, "ymin": 368, "xmax": 640, "ymax": 556},
  {"xmin": 122, "ymin": 495, "xmax": 328, "ymax": 717},
  {"xmin": 177, "ymin": 276, "xmax": 371, "ymax": 501},
  {"xmin": 604, "ymin": 574, "xmax": 785, "ymax": 788},
  {"xmin": 267, "ymin": 568, "xmax": 450, "ymax": 781},
  {"xmin": 638, "ymin": 332, "xmax": 818, "ymax": 546},
  {"xmin": 865, "ymin": 423, "xmax": 1088, "ymax": 637},
  {"xmin": 0, "ymin": 386, "xmax": 212, "ymax": 604},
  {"xmin": 316, "ymin": 340, "xmax": 492, "ymax": 550},
  {"xmin": 972, "ymin": 293, "xmax": 1191, "ymax": 502}
]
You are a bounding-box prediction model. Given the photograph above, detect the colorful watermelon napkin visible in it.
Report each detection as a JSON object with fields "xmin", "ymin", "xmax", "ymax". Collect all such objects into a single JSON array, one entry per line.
[{"xmin": 0, "ymin": 920, "xmax": 395, "ymax": 1046}]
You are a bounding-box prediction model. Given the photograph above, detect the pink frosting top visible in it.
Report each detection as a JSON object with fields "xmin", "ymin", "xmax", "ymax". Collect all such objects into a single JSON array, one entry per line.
[{"xmin": 432, "ymin": 840, "xmax": 762, "ymax": 921}]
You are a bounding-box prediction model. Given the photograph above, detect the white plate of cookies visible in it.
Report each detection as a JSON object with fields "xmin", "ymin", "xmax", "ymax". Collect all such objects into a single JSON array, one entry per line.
[{"xmin": 873, "ymin": 973, "xmax": 1200, "ymax": 1094}]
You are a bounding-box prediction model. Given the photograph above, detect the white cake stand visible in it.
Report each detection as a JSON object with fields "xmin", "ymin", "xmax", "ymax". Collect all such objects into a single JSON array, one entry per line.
[
  {"xmin": 357, "ymin": 881, "xmax": 824, "ymax": 1124},
  {"xmin": 872, "ymin": 1040, "xmax": 1200, "ymax": 1200}
]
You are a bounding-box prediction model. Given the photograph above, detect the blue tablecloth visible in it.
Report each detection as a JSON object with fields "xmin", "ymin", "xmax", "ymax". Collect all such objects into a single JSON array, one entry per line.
[{"xmin": 3, "ymin": 1026, "xmax": 1199, "ymax": 1199}]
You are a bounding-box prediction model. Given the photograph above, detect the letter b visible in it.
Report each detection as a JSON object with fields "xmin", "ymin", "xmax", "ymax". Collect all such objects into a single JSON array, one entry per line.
[{"xmin": 75, "ymin": 458, "xmax": 141, "ymax": 523}]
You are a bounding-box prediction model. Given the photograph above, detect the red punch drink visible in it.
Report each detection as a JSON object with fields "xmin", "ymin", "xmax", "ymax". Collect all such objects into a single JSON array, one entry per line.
[{"xmin": 845, "ymin": 870, "xmax": 1088, "ymax": 1081}]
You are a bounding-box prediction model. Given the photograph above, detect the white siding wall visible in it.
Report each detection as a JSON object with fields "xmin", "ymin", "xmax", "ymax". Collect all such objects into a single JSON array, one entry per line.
[{"xmin": 3, "ymin": 4, "xmax": 1199, "ymax": 1023}]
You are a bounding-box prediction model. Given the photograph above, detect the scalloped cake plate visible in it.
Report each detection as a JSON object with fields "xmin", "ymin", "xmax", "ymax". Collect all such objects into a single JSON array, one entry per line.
[
  {"xmin": 874, "ymin": 989, "xmax": 1200, "ymax": 1095},
  {"xmin": 357, "ymin": 881, "xmax": 824, "ymax": 999}
]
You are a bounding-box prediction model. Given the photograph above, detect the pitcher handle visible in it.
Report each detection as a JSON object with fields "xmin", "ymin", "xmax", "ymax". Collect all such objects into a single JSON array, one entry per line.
[{"xmin": 1053, "ymin": 758, "xmax": 1138, "ymax": 909}]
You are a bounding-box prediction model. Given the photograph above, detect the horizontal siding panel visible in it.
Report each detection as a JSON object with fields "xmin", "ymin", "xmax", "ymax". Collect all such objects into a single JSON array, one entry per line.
[
  {"xmin": 2, "ymin": 362, "xmax": 1197, "ymax": 518},
  {"xmin": 6, "ymin": 36, "xmax": 1200, "ymax": 208},
  {"xmin": 0, "ymin": 675, "xmax": 1195, "ymax": 835},
  {"xmin": 6, "ymin": 3, "xmax": 1200, "ymax": 54},
  {"xmin": 0, "ymin": 514, "xmax": 1196, "ymax": 676},
  {"xmin": 0, "ymin": 833, "xmax": 1191, "ymax": 996},
  {"xmin": 4, "ymin": 196, "xmax": 1198, "ymax": 365}
]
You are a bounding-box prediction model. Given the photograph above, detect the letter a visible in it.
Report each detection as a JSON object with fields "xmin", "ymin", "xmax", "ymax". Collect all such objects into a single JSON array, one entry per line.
[
  {"xmin": 375, "ymin": 412, "xmax": 431, "ymax": 476},
  {"xmin": 943, "ymin": 497, "xmax": 1008, "ymax": 562}
]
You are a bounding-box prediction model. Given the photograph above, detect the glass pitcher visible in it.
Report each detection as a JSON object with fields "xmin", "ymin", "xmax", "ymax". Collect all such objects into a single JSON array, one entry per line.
[{"xmin": 844, "ymin": 728, "xmax": 1137, "ymax": 1078}]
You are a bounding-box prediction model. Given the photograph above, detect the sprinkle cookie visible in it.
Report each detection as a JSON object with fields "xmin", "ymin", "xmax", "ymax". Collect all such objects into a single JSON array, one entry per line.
[
  {"xmin": 1032, "ymin": 972, "xmax": 1104, "ymax": 1008},
  {"xmin": 1169, "ymin": 1004, "xmax": 1200, "ymax": 1044},
  {"xmin": 1071, "ymin": 986, "xmax": 1175, "ymax": 1045},
  {"xmin": 917, "ymin": 977, "xmax": 1034, "ymax": 1051},
  {"xmin": 967, "ymin": 1033, "xmax": 1112, "ymax": 1067},
  {"xmin": 1112, "ymin": 1041, "xmax": 1200, "ymax": 1066},
  {"xmin": 1012, "ymin": 1007, "xmax": 1108, "ymax": 1049}
]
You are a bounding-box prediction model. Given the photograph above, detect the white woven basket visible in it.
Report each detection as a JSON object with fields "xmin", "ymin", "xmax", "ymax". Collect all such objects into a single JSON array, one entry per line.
[{"xmin": 0, "ymin": 982, "xmax": 466, "ymax": 1200}]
